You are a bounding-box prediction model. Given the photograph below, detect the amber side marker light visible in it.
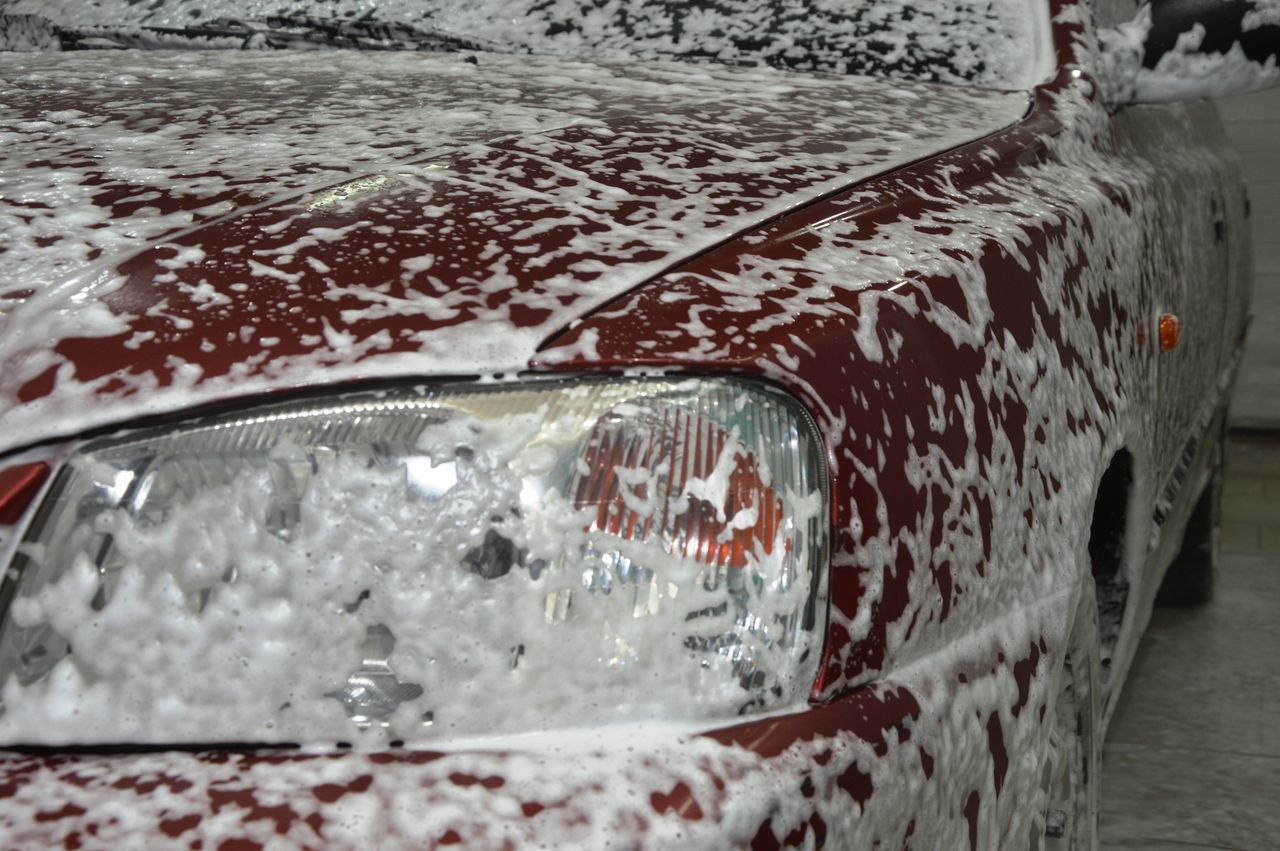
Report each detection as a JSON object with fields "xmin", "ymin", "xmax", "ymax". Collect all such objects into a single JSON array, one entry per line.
[
  {"xmin": 0, "ymin": 463, "xmax": 50, "ymax": 525},
  {"xmin": 1159, "ymin": 313, "xmax": 1182, "ymax": 352}
]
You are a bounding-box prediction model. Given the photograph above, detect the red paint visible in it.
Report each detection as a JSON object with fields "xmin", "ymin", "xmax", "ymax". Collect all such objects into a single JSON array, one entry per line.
[
  {"xmin": 1023, "ymin": 642, "xmax": 1048, "ymax": 711},
  {"xmin": 650, "ymin": 782, "xmax": 705, "ymax": 820},
  {"xmin": 35, "ymin": 803, "xmax": 86, "ymax": 822},
  {"xmin": 216, "ymin": 840, "xmax": 262, "ymax": 851},
  {"xmin": 0, "ymin": 462, "xmax": 49, "ymax": 525},
  {"xmin": 6, "ymin": 74, "xmax": 1012, "ymax": 428},
  {"xmin": 918, "ymin": 748, "xmax": 934, "ymax": 780},
  {"xmin": 159, "ymin": 814, "xmax": 203, "ymax": 837},
  {"xmin": 835, "ymin": 764, "xmax": 873, "ymax": 806},
  {"xmin": 986, "ymin": 713, "xmax": 1008, "ymax": 796},
  {"xmin": 311, "ymin": 774, "xmax": 374, "ymax": 803},
  {"xmin": 0, "ymin": 0, "xmax": 1255, "ymax": 846},
  {"xmin": 963, "ymin": 791, "xmax": 980, "ymax": 851},
  {"xmin": 447, "ymin": 772, "xmax": 505, "ymax": 790}
]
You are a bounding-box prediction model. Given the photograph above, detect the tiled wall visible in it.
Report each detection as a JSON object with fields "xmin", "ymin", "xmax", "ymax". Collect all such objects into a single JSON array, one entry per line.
[{"xmin": 1219, "ymin": 88, "xmax": 1280, "ymax": 429}]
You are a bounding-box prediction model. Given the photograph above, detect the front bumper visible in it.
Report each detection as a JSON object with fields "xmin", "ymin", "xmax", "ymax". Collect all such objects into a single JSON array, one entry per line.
[{"xmin": 0, "ymin": 652, "xmax": 1055, "ymax": 850}]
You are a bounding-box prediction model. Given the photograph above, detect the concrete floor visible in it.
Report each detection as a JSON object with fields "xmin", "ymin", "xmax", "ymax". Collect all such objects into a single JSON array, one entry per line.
[{"xmin": 1101, "ymin": 432, "xmax": 1280, "ymax": 850}]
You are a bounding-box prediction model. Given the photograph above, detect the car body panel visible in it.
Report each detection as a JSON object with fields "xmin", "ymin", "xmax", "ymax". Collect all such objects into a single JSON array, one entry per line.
[
  {"xmin": 0, "ymin": 50, "xmax": 1028, "ymax": 456},
  {"xmin": 0, "ymin": 592, "xmax": 1063, "ymax": 849},
  {"xmin": 538, "ymin": 73, "xmax": 1248, "ymax": 707},
  {"xmin": 0, "ymin": 0, "xmax": 1254, "ymax": 847}
]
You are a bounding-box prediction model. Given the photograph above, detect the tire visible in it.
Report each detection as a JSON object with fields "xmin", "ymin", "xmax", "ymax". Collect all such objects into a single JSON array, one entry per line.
[
  {"xmin": 1157, "ymin": 427, "xmax": 1224, "ymax": 606},
  {"xmin": 1032, "ymin": 584, "xmax": 1100, "ymax": 851}
]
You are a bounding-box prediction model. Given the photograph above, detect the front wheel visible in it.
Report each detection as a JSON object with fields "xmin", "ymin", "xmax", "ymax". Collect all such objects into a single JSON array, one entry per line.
[
  {"xmin": 1032, "ymin": 585, "xmax": 1100, "ymax": 850},
  {"xmin": 1158, "ymin": 424, "xmax": 1225, "ymax": 605}
]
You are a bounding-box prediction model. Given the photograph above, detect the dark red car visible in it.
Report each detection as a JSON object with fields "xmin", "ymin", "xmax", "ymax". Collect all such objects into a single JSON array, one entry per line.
[{"xmin": 0, "ymin": 0, "xmax": 1272, "ymax": 847}]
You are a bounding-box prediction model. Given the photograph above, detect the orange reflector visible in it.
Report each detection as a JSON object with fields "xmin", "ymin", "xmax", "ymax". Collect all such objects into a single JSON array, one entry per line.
[
  {"xmin": 575, "ymin": 409, "xmax": 785, "ymax": 570},
  {"xmin": 1159, "ymin": 313, "xmax": 1182, "ymax": 352},
  {"xmin": 0, "ymin": 462, "xmax": 50, "ymax": 525}
]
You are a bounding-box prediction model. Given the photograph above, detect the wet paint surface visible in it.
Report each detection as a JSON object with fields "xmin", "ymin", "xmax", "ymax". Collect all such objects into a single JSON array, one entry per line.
[
  {"xmin": 0, "ymin": 50, "xmax": 1028, "ymax": 454},
  {"xmin": 0, "ymin": 634, "xmax": 1057, "ymax": 850},
  {"xmin": 0, "ymin": 0, "xmax": 1254, "ymax": 847}
]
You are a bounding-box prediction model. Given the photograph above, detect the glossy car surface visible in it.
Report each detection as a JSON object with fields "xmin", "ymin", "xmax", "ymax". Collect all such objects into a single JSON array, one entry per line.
[{"xmin": 0, "ymin": 0, "xmax": 1256, "ymax": 847}]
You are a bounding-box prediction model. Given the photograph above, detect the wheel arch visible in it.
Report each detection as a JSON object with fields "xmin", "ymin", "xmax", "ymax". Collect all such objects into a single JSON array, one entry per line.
[{"xmin": 1085, "ymin": 447, "xmax": 1140, "ymax": 690}]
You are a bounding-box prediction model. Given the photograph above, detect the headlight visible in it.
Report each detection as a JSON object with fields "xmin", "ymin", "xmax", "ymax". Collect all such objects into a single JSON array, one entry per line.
[{"xmin": 0, "ymin": 377, "xmax": 828, "ymax": 747}]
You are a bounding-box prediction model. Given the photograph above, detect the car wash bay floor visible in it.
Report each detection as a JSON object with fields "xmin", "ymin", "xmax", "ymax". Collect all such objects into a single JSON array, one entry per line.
[{"xmin": 1100, "ymin": 431, "xmax": 1280, "ymax": 850}]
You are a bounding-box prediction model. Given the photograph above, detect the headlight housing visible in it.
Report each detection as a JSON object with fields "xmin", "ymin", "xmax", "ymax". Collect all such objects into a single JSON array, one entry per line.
[{"xmin": 0, "ymin": 377, "xmax": 828, "ymax": 747}]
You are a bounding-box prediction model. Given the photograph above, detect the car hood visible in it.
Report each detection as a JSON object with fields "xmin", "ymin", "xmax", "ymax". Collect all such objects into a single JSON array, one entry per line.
[{"xmin": 0, "ymin": 49, "xmax": 1028, "ymax": 456}]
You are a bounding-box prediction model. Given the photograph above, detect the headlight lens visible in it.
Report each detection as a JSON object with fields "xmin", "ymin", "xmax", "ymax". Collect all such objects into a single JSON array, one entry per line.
[{"xmin": 0, "ymin": 377, "xmax": 827, "ymax": 747}]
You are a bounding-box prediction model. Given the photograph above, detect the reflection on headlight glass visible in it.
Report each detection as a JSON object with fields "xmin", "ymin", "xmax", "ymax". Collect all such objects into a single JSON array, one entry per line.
[{"xmin": 0, "ymin": 377, "xmax": 827, "ymax": 747}]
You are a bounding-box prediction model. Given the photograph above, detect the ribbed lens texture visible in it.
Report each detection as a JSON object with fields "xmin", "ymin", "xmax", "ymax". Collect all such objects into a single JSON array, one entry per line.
[
  {"xmin": 576, "ymin": 406, "xmax": 788, "ymax": 568},
  {"xmin": 0, "ymin": 378, "xmax": 827, "ymax": 747}
]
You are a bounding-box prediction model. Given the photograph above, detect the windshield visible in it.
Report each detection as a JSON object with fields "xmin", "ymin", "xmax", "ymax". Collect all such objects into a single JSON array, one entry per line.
[{"xmin": 0, "ymin": 0, "xmax": 1052, "ymax": 90}]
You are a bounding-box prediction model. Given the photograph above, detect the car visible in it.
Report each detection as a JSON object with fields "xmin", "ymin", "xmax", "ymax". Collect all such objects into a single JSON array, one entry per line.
[{"xmin": 0, "ymin": 0, "xmax": 1273, "ymax": 847}]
